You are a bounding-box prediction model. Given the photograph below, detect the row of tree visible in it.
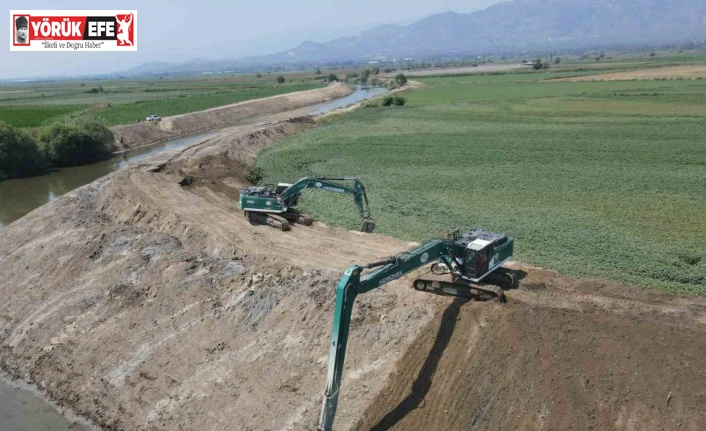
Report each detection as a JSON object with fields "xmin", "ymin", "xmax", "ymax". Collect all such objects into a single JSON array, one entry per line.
[
  {"xmin": 0, "ymin": 121, "xmax": 115, "ymax": 180},
  {"xmin": 270, "ymin": 67, "xmax": 404, "ymax": 86}
]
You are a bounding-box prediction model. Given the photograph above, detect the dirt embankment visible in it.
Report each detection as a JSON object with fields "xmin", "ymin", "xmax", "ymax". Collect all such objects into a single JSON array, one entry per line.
[
  {"xmin": 111, "ymin": 82, "xmax": 352, "ymax": 151},
  {"xmin": 553, "ymin": 65, "xmax": 706, "ymax": 82},
  {"xmin": 0, "ymin": 114, "xmax": 443, "ymax": 431},
  {"xmin": 385, "ymin": 64, "xmax": 520, "ymax": 77},
  {"xmin": 356, "ymin": 266, "xmax": 706, "ymax": 431},
  {"xmin": 1, "ymin": 93, "xmax": 705, "ymax": 431}
]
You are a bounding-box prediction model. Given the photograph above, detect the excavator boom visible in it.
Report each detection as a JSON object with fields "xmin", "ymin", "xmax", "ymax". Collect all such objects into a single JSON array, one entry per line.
[
  {"xmin": 280, "ymin": 177, "xmax": 372, "ymax": 220},
  {"xmin": 318, "ymin": 240, "xmax": 449, "ymax": 430}
]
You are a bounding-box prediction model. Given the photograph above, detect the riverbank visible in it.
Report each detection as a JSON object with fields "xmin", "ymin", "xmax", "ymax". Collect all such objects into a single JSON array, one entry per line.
[
  {"xmin": 0, "ymin": 83, "xmax": 363, "ymax": 429},
  {"xmin": 0, "ymin": 114, "xmax": 422, "ymax": 431},
  {"xmin": 0, "ymin": 371, "xmax": 94, "ymax": 431},
  {"xmin": 0, "ymin": 83, "xmax": 362, "ymax": 229},
  {"xmin": 111, "ymin": 82, "xmax": 352, "ymax": 151}
]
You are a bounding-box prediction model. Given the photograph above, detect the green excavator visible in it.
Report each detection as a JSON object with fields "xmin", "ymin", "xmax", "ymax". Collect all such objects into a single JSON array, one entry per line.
[
  {"xmin": 317, "ymin": 228, "xmax": 515, "ymax": 431},
  {"xmin": 239, "ymin": 177, "xmax": 375, "ymax": 232}
]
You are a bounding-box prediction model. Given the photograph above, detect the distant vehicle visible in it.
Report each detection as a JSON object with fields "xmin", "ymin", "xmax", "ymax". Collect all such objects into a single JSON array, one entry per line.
[{"xmin": 146, "ymin": 115, "xmax": 161, "ymax": 122}]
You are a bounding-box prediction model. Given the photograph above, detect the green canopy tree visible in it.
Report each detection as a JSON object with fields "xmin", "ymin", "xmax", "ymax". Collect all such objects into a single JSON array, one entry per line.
[
  {"xmin": 0, "ymin": 122, "xmax": 47, "ymax": 180},
  {"xmin": 360, "ymin": 70, "xmax": 370, "ymax": 84},
  {"xmin": 39, "ymin": 122, "xmax": 115, "ymax": 167}
]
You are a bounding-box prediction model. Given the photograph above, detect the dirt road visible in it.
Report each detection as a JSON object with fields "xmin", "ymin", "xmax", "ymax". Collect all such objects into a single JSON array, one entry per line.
[
  {"xmin": 553, "ymin": 65, "xmax": 706, "ymax": 81},
  {"xmin": 1, "ymin": 86, "xmax": 705, "ymax": 431},
  {"xmin": 388, "ymin": 64, "xmax": 521, "ymax": 77}
]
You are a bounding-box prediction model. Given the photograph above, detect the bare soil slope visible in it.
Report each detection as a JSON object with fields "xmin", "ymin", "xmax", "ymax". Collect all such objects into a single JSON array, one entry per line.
[
  {"xmin": 1, "ymin": 95, "xmax": 705, "ymax": 431},
  {"xmin": 356, "ymin": 266, "xmax": 706, "ymax": 431},
  {"xmin": 0, "ymin": 114, "xmax": 444, "ymax": 431}
]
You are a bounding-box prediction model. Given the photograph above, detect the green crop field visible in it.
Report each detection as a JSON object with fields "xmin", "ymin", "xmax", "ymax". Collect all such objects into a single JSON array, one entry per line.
[
  {"xmin": 0, "ymin": 73, "xmax": 324, "ymax": 128},
  {"xmin": 256, "ymin": 57, "xmax": 706, "ymax": 295},
  {"xmin": 0, "ymin": 105, "xmax": 79, "ymax": 128},
  {"xmin": 78, "ymin": 83, "xmax": 321, "ymax": 126}
]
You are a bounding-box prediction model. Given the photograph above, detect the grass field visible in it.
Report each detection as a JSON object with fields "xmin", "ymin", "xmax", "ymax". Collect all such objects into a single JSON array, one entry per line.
[
  {"xmin": 256, "ymin": 56, "xmax": 706, "ymax": 295},
  {"xmin": 0, "ymin": 105, "xmax": 79, "ymax": 128},
  {"xmin": 0, "ymin": 73, "xmax": 324, "ymax": 128}
]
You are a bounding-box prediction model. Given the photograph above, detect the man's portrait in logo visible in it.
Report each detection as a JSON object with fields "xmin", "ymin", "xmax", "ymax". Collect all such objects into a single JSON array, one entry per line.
[{"xmin": 15, "ymin": 16, "xmax": 29, "ymax": 44}]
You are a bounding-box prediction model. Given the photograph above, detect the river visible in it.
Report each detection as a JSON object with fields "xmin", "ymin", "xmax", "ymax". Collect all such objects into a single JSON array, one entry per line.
[{"xmin": 0, "ymin": 374, "xmax": 92, "ymax": 431}]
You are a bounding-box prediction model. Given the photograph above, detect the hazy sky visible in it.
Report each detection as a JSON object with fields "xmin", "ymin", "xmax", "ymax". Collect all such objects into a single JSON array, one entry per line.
[{"xmin": 2, "ymin": 0, "xmax": 505, "ymax": 80}]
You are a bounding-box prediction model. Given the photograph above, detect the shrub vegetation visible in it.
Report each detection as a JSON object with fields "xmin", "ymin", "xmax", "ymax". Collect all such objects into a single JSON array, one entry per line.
[
  {"xmin": 364, "ymin": 95, "xmax": 406, "ymax": 108},
  {"xmin": 39, "ymin": 121, "xmax": 115, "ymax": 167},
  {"xmin": 0, "ymin": 122, "xmax": 47, "ymax": 179}
]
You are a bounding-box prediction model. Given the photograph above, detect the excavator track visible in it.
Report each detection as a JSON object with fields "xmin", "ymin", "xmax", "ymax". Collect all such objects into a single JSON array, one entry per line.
[
  {"xmin": 244, "ymin": 211, "xmax": 290, "ymax": 231},
  {"xmin": 282, "ymin": 210, "xmax": 314, "ymax": 226},
  {"xmin": 412, "ymin": 272, "xmax": 506, "ymax": 302},
  {"xmin": 483, "ymin": 267, "xmax": 516, "ymax": 289}
]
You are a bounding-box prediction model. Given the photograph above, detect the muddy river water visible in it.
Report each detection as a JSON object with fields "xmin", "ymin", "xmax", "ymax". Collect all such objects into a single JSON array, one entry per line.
[
  {"xmin": 0, "ymin": 374, "xmax": 91, "ymax": 431},
  {"xmin": 0, "ymin": 85, "xmax": 387, "ymax": 429}
]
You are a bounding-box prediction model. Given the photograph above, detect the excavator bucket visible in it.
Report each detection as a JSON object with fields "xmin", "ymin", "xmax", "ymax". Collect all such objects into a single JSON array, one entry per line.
[{"xmin": 361, "ymin": 218, "xmax": 375, "ymax": 233}]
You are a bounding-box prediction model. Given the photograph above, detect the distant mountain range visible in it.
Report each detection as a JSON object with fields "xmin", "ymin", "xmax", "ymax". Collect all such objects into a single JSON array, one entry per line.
[{"xmin": 131, "ymin": 0, "xmax": 706, "ymax": 74}]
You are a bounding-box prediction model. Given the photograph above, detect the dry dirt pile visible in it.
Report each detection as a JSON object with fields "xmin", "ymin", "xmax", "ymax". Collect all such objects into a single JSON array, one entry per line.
[
  {"xmin": 1, "ymin": 97, "xmax": 706, "ymax": 431},
  {"xmin": 554, "ymin": 65, "xmax": 706, "ymax": 82},
  {"xmin": 111, "ymin": 82, "xmax": 352, "ymax": 151}
]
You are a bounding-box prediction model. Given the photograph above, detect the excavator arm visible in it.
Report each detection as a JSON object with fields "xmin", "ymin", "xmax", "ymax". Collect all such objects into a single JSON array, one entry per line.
[
  {"xmin": 279, "ymin": 177, "xmax": 375, "ymax": 232},
  {"xmin": 318, "ymin": 239, "xmax": 453, "ymax": 431}
]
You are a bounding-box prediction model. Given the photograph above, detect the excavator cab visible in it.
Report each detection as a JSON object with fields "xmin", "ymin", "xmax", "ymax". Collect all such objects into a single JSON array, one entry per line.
[
  {"xmin": 448, "ymin": 229, "xmax": 513, "ymax": 282},
  {"xmin": 274, "ymin": 183, "xmax": 291, "ymax": 195},
  {"xmin": 241, "ymin": 186, "xmax": 275, "ymax": 198},
  {"xmin": 463, "ymin": 239, "xmax": 495, "ymax": 279}
]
